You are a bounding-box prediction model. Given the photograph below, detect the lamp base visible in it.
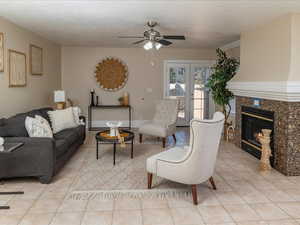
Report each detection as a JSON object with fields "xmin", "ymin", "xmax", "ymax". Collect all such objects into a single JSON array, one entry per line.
[{"xmin": 56, "ymin": 102, "xmax": 65, "ymax": 110}]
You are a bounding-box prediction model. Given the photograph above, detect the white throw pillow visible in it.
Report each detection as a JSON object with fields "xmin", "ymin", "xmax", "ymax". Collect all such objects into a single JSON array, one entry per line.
[
  {"xmin": 72, "ymin": 106, "xmax": 81, "ymax": 125},
  {"xmin": 48, "ymin": 107, "xmax": 77, "ymax": 134},
  {"xmin": 25, "ymin": 115, "xmax": 53, "ymax": 138}
]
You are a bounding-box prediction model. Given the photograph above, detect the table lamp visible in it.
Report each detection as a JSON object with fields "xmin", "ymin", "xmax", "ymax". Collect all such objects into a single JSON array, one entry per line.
[{"xmin": 54, "ymin": 90, "xmax": 66, "ymax": 110}]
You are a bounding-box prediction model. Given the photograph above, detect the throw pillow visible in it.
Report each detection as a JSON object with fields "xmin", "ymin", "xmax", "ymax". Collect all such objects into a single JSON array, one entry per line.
[
  {"xmin": 25, "ymin": 115, "xmax": 53, "ymax": 138},
  {"xmin": 72, "ymin": 106, "xmax": 81, "ymax": 125},
  {"xmin": 48, "ymin": 107, "xmax": 77, "ymax": 134}
]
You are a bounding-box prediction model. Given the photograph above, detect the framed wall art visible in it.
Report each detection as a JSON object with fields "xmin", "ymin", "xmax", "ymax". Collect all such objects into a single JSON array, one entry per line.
[
  {"xmin": 30, "ymin": 44, "xmax": 43, "ymax": 75},
  {"xmin": 9, "ymin": 49, "xmax": 27, "ymax": 87},
  {"xmin": 0, "ymin": 33, "xmax": 4, "ymax": 72}
]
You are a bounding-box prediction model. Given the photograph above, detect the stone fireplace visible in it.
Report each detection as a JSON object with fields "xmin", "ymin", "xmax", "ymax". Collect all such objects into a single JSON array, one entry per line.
[{"xmin": 234, "ymin": 96, "xmax": 300, "ymax": 176}]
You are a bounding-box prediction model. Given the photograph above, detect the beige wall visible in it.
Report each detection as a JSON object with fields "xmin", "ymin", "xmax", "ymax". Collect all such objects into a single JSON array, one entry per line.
[
  {"xmin": 232, "ymin": 14, "xmax": 292, "ymax": 82},
  {"xmin": 61, "ymin": 47, "xmax": 215, "ymax": 123},
  {"xmin": 226, "ymin": 47, "xmax": 240, "ymax": 59},
  {"xmin": 0, "ymin": 17, "xmax": 61, "ymax": 118},
  {"xmin": 289, "ymin": 14, "xmax": 300, "ymax": 81}
]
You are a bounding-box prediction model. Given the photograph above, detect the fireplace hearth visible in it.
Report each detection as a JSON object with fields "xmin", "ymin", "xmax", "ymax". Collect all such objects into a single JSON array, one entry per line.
[{"xmin": 241, "ymin": 106, "xmax": 274, "ymax": 166}]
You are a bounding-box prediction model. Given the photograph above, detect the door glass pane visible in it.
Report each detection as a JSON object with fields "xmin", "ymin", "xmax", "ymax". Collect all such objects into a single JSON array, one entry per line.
[
  {"xmin": 169, "ymin": 67, "xmax": 185, "ymax": 97},
  {"xmin": 192, "ymin": 67, "xmax": 210, "ymax": 120},
  {"xmin": 168, "ymin": 66, "xmax": 186, "ymax": 124}
]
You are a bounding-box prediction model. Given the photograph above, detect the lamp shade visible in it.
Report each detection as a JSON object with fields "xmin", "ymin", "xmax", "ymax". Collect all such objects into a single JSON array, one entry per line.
[{"xmin": 54, "ymin": 90, "xmax": 66, "ymax": 103}]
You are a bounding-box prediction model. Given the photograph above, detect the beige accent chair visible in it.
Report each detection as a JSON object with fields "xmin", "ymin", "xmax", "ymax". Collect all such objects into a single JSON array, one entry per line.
[
  {"xmin": 139, "ymin": 99, "xmax": 179, "ymax": 148},
  {"xmin": 146, "ymin": 112, "xmax": 225, "ymax": 205}
]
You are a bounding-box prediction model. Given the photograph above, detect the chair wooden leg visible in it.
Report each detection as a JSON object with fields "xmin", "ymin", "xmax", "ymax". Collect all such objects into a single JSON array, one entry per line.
[
  {"xmin": 162, "ymin": 138, "xmax": 166, "ymax": 148},
  {"xmin": 139, "ymin": 134, "xmax": 143, "ymax": 143},
  {"xmin": 209, "ymin": 177, "xmax": 217, "ymax": 190},
  {"xmin": 172, "ymin": 134, "xmax": 177, "ymax": 143},
  {"xmin": 147, "ymin": 173, "xmax": 153, "ymax": 189},
  {"xmin": 191, "ymin": 185, "xmax": 198, "ymax": 205}
]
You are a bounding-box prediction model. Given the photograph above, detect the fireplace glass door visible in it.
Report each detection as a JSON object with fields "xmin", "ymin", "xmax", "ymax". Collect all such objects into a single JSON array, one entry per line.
[{"xmin": 241, "ymin": 106, "xmax": 274, "ymax": 165}]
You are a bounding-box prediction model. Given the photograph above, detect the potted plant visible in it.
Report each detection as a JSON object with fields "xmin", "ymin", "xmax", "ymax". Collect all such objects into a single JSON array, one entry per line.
[{"xmin": 206, "ymin": 48, "xmax": 239, "ymax": 137}]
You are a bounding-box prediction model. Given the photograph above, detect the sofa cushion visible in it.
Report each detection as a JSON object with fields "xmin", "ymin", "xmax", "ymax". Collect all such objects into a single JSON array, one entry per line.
[
  {"xmin": 139, "ymin": 122, "xmax": 167, "ymax": 137},
  {"xmin": 2, "ymin": 114, "xmax": 29, "ymax": 137},
  {"xmin": 147, "ymin": 146, "xmax": 189, "ymax": 174},
  {"xmin": 0, "ymin": 118, "xmax": 5, "ymax": 126},
  {"xmin": 55, "ymin": 139, "xmax": 70, "ymax": 158},
  {"xmin": 54, "ymin": 128, "xmax": 80, "ymax": 158},
  {"xmin": 73, "ymin": 125, "xmax": 85, "ymax": 138},
  {"xmin": 54, "ymin": 127, "xmax": 79, "ymax": 146},
  {"xmin": 0, "ymin": 119, "xmax": 6, "ymax": 136}
]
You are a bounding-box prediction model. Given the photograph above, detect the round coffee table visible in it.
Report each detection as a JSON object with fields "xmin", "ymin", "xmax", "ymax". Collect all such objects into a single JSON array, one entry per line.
[{"xmin": 95, "ymin": 129, "xmax": 134, "ymax": 165}]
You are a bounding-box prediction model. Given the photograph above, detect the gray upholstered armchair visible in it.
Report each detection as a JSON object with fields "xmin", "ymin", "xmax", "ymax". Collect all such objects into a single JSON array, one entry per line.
[{"xmin": 138, "ymin": 99, "xmax": 179, "ymax": 148}]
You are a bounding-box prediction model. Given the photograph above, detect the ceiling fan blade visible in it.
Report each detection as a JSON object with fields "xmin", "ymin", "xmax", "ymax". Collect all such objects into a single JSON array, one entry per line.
[
  {"xmin": 118, "ymin": 36, "xmax": 144, "ymax": 39},
  {"xmin": 158, "ymin": 39, "xmax": 172, "ymax": 46},
  {"xmin": 163, "ymin": 35, "xmax": 185, "ymax": 40},
  {"xmin": 133, "ymin": 39, "xmax": 145, "ymax": 45}
]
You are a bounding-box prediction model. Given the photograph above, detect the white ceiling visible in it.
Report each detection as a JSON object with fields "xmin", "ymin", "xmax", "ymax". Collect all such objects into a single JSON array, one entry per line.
[{"xmin": 0, "ymin": 0, "xmax": 300, "ymax": 48}]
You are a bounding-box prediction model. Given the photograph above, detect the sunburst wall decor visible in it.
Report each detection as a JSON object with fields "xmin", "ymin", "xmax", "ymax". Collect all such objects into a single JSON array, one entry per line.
[{"xmin": 95, "ymin": 57, "xmax": 128, "ymax": 91}]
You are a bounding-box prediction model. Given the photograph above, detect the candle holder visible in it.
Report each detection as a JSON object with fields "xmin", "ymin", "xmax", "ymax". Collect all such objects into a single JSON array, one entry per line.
[
  {"xmin": 123, "ymin": 92, "xmax": 129, "ymax": 106},
  {"xmin": 90, "ymin": 89, "xmax": 95, "ymax": 106}
]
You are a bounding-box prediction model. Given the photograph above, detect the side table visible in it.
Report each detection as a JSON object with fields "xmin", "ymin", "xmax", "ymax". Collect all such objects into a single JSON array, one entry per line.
[{"xmin": 88, "ymin": 105, "xmax": 132, "ymax": 131}]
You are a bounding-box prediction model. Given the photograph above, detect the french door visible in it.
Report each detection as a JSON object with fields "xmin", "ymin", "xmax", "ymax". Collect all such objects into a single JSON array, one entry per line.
[{"xmin": 164, "ymin": 60, "xmax": 214, "ymax": 126}]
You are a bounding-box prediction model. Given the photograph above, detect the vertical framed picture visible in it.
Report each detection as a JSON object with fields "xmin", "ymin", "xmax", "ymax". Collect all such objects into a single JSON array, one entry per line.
[
  {"xmin": 0, "ymin": 33, "xmax": 4, "ymax": 72},
  {"xmin": 30, "ymin": 44, "xmax": 43, "ymax": 75},
  {"xmin": 9, "ymin": 49, "xmax": 27, "ymax": 87}
]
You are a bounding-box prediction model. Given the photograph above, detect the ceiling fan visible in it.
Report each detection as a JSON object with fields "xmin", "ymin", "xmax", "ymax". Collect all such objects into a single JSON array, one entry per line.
[{"xmin": 118, "ymin": 21, "xmax": 185, "ymax": 50}]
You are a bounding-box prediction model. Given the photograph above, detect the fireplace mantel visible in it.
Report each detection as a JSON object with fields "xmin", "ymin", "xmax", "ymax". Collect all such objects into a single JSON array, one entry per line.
[{"xmin": 227, "ymin": 81, "xmax": 300, "ymax": 102}]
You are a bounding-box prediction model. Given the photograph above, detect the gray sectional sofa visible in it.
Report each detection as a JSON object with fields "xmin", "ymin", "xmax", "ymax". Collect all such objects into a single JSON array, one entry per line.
[{"xmin": 0, "ymin": 107, "xmax": 85, "ymax": 184}]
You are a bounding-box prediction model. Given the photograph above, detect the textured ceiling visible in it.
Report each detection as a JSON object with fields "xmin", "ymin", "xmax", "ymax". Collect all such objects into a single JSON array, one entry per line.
[{"xmin": 0, "ymin": 0, "xmax": 300, "ymax": 48}]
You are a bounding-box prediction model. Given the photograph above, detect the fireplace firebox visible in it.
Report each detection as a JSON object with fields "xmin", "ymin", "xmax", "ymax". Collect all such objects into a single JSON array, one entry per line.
[{"xmin": 241, "ymin": 106, "xmax": 274, "ymax": 166}]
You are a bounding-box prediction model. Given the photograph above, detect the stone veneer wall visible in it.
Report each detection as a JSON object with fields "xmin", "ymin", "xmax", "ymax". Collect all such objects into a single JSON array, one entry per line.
[{"xmin": 235, "ymin": 96, "xmax": 300, "ymax": 176}]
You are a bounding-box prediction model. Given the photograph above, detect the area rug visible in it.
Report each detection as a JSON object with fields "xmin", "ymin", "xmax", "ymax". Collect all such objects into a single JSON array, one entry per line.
[{"xmin": 68, "ymin": 136, "xmax": 196, "ymax": 199}]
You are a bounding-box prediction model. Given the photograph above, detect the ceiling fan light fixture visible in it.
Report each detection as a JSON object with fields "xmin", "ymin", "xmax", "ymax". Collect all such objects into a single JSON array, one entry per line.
[
  {"xmin": 119, "ymin": 21, "xmax": 185, "ymax": 49},
  {"xmin": 155, "ymin": 42, "xmax": 162, "ymax": 50},
  {"xmin": 143, "ymin": 41, "xmax": 153, "ymax": 50}
]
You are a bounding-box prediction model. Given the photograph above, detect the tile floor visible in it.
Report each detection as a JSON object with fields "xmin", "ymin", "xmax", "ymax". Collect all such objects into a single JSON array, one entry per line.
[{"xmin": 1, "ymin": 129, "xmax": 300, "ymax": 225}]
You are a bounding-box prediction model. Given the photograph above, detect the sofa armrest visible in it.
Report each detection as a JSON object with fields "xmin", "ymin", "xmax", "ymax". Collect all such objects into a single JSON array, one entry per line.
[
  {"xmin": 79, "ymin": 115, "xmax": 86, "ymax": 124},
  {"xmin": 1, "ymin": 137, "xmax": 56, "ymax": 183}
]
